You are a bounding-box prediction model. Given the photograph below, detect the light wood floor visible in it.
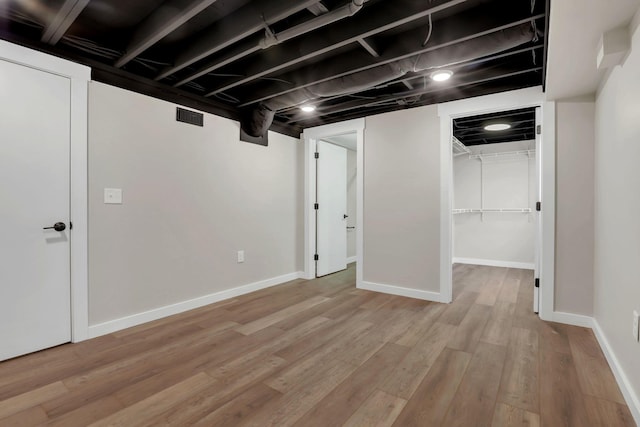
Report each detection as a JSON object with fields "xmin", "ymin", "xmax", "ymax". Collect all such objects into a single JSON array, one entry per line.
[{"xmin": 0, "ymin": 264, "xmax": 634, "ymax": 426}]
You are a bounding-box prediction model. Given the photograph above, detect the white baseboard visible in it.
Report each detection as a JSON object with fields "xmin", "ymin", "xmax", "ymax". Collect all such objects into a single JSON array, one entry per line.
[
  {"xmin": 551, "ymin": 311, "xmax": 595, "ymax": 328},
  {"xmin": 453, "ymin": 257, "xmax": 534, "ymax": 270},
  {"xmin": 592, "ymin": 320, "xmax": 640, "ymax": 426},
  {"xmin": 346, "ymin": 256, "xmax": 357, "ymax": 264},
  {"xmin": 358, "ymin": 281, "xmax": 445, "ymax": 303},
  {"xmin": 87, "ymin": 271, "xmax": 305, "ymax": 339}
]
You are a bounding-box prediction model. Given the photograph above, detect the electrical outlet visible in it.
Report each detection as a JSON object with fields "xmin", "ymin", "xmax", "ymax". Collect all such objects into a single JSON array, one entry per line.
[
  {"xmin": 633, "ymin": 310, "xmax": 639, "ymax": 342},
  {"xmin": 237, "ymin": 250, "xmax": 245, "ymax": 263}
]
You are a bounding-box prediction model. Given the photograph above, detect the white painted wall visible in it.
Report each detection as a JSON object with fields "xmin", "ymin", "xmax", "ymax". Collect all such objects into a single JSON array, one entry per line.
[
  {"xmin": 347, "ymin": 149, "xmax": 357, "ymax": 259},
  {"xmin": 363, "ymin": 106, "xmax": 441, "ymax": 293},
  {"xmin": 593, "ymin": 16, "xmax": 640, "ymax": 416},
  {"xmin": 555, "ymin": 100, "xmax": 595, "ymax": 316},
  {"xmin": 88, "ymin": 82, "xmax": 303, "ymax": 326},
  {"xmin": 453, "ymin": 141, "xmax": 535, "ymax": 267}
]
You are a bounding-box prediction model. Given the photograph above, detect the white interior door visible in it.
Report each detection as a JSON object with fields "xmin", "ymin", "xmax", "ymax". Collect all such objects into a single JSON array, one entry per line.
[
  {"xmin": 533, "ymin": 107, "xmax": 542, "ymax": 313},
  {"xmin": 0, "ymin": 59, "xmax": 72, "ymax": 361},
  {"xmin": 316, "ymin": 140, "xmax": 348, "ymax": 277}
]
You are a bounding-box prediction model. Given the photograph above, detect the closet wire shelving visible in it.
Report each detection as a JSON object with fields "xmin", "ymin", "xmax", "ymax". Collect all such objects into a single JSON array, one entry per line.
[{"xmin": 452, "ymin": 139, "xmax": 535, "ymax": 219}]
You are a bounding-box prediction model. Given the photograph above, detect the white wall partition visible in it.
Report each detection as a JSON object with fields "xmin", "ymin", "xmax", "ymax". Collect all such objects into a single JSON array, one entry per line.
[{"xmin": 88, "ymin": 82, "xmax": 303, "ymax": 333}]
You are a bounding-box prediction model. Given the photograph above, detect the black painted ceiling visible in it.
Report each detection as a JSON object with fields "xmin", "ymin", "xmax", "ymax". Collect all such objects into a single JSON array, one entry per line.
[
  {"xmin": 0, "ymin": 0, "xmax": 548, "ymax": 137},
  {"xmin": 454, "ymin": 107, "xmax": 536, "ymax": 146}
]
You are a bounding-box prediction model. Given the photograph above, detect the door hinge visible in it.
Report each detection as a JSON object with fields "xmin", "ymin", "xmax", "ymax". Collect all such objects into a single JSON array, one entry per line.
[
  {"xmin": 535, "ymin": 278, "xmax": 540, "ymax": 288},
  {"xmin": 314, "ymin": 203, "xmax": 319, "ymax": 210},
  {"xmin": 70, "ymin": 221, "xmax": 73, "ymax": 230},
  {"xmin": 536, "ymin": 201, "xmax": 541, "ymax": 212},
  {"xmin": 536, "ymin": 125, "xmax": 542, "ymax": 135},
  {"xmin": 314, "ymin": 152, "xmax": 319, "ymax": 159},
  {"xmin": 314, "ymin": 254, "xmax": 319, "ymax": 261}
]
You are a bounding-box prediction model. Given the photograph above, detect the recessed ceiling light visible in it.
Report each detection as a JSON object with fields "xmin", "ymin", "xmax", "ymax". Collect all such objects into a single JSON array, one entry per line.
[
  {"xmin": 430, "ymin": 70, "xmax": 453, "ymax": 82},
  {"xmin": 300, "ymin": 105, "xmax": 316, "ymax": 112},
  {"xmin": 484, "ymin": 123, "xmax": 511, "ymax": 131}
]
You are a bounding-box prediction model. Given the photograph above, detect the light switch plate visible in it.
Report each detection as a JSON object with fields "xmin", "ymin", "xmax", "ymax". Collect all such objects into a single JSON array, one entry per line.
[
  {"xmin": 633, "ymin": 310, "xmax": 639, "ymax": 342},
  {"xmin": 237, "ymin": 250, "xmax": 245, "ymax": 263},
  {"xmin": 104, "ymin": 188, "xmax": 123, "ymax": 204}
]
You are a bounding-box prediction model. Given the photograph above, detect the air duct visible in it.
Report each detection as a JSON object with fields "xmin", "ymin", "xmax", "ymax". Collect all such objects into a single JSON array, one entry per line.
[{"xmin": 241, "ymin": 22, "xmax": 536, "ymax": 137}]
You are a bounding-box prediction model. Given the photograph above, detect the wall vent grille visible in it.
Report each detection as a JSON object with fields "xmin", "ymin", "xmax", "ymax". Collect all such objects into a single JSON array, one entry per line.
[{"xmin": 176, "ymin": 107, "xmax": 203, "ymax": 127}]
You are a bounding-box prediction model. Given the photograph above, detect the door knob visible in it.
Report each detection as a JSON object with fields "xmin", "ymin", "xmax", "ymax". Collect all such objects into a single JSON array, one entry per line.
[{"xmin": 43, "ymin": 222, "xmax": 66, "ymax": 232}]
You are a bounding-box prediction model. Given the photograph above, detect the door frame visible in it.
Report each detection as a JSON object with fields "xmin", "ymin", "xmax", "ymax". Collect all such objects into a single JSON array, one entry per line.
[
  {"xmin": 302, "ymin": 118, "xmax": 365, "ymax": 286},
  {"xmin": 437, "ymin": 86, "xmax": 556, "ymax": 321},
  {"xmin": 0, "ymin": 40, "xmax": 91, "ymax": 342}
]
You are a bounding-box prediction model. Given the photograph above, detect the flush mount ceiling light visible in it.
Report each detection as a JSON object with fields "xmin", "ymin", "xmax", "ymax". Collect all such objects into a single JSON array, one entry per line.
[
  {"xmin": 430, "ymin": 70, "xmax": 453, "ymax": 82},
  {"xmin": 300, "ymin": 105, "xmax": 316, "ymax": 112},
  {"xmin": 484, "ymin": 123, "xmax": 511, "ymax": 131}
]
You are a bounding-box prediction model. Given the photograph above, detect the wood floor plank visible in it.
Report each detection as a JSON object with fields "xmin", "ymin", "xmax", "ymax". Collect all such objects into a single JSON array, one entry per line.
[
  {"xmin": 46, "ymin": 395, "xmax": 125, "ymax": 427},
  {"xmin": 235, "ymin": 295, "xmax": 331, "ymax": 335},
  {"xmin": 394, "ymin": 302, "xmax": 447, "ymax": 347},
  {"xmin": 88, "ymin": 372, "xmax": 213, "ymax": 427},
  {"xmin": 391, "ymin": 348, "xmax": 472, "ymax": 427},
  {"xmin": 0, "ymin": 264, "xmax": 632, "ymax": 427},
  {"xmin": 441, "ymin": 342, "xmax": 508, "ymax": 427},
  {"xmin": 245, "ymin": 360, "xmax": 358, "ymax": 427},
  {"xmin": 265, "ymin": 321, "xmax": 372, "ymax": 393},
  {"xmin": 343, "ymin": 390, "xmax": 407, "ymax": 427},
  {"xmin": 146, "ymin": 356, "xmax": 287, "ymax": 426},
  {"xmin": 296, "ymin": 343, "xmax": 410, "ymax": 427},
  {"xmin": 539, "ymin": 338, "xmax": 590, "ymax": 427},
  {"xmin": 190, "ymin": 383, "xmax": 282, "ymax": 427},
  {"xmin": 497, "ymin": 277, "xmax": 520, "ymax": 304},
  {"xmin": 379, "ymin": 322, "xmax": 456, "ymax": 399},
  {"xmin": 567, "ymin": 326, "xmax": 626, "ymax": 404},
  {"xmin": 476, "ymin": 267, "xmax": 508, "ymax": 306},
  {"xmin": 447, "ymin": 303, "xmax": 492, "ymax": 352},
  {"xmin": 497, "ymin": 327, "xmax": 539, "ymax": 413},
  {"xmin": 0, "ymin": 405, "xmax": 48, "ymax": 427},
  {"xmin": 439, "ymin": 290, "xmax": 481, "ymax": 325},
  {"xmin": 491, "ymin": 402, "xmax": 540, "ymax": 427},
  {"xmin": 583, "ymin": 395, "xmax": 636, "ymax": 427},
  {"xmin": 0, "ymin": 381, "xmax": 67, "ymax": 419},
  {"xmin": 481, "ymin": 300, "xmax": 515, "ymax": 347}
]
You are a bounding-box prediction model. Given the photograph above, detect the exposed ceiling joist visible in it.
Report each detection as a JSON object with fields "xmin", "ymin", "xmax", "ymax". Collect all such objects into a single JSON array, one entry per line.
[
  {"xmin": 1, "ymin": 0, "xmax": 548, "ymax": 136},
  {"xmin": 275, "ymin": 44, "xmax": 543, "ymax": 116},
  {"xmin": 155, "ymin": 0, "xmax": 319, "ymax": 80},
  {"xmin": 173, "ymin": 0, "xmax": 371, "ymax": 87},
  {"xmin": 114, "ymin": 0, "xmax": 219, "ymax": 68},
  {"xmin": 357, "ymin": 37, "xmax": 380, "ymax": 57},
  {"xmin": 287, "ymin": 67, "xmax": 541, "ymax": 125},
  {"xmin": 202, "ymin": 0, "xmax": 469, "ymax": 96},
  {"xmin": 40, "ymin": 0, "xmax": 90, "ymax": 45},
  {"xmin": 307, "ymin": 2, "xmax": 329, "ymax": 16},
  {"xmin": 237, "ymin": 11, "xmax": 544, "ymax": 107}
]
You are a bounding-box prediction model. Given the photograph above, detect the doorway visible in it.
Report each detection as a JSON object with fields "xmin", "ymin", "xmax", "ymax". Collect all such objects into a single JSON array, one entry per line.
[
  {"xmin": 438, "ymin": 87, "xmax": 556, "ymax": 321},
  {"xmin": 0, "ymin": 39, "xmax": 90, "ymax": 352},
  {"xmin": 451, "ymin": 107, "xmax": 540, "ymax": 313},
  {"xmin": 315, "ymin": 133, "xmax": 357, "ymax": 277},
  {"xmin": 302, "ymin": 119, "xmax": 365, "ymax": 286}
]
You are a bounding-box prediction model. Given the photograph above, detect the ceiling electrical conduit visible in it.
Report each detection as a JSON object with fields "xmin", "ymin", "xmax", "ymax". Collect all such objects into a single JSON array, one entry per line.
[{"xmin": 174, "ymin": 0, "xmax": 369, "ymax": 87}]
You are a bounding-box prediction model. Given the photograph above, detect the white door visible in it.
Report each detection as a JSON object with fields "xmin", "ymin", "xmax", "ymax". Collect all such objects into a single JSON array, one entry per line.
[
  {"xmin": 316, "ymin": 140, "xmax": 348, "ymax": 277},
  {"xmin": 533, "ymin": 107, "xmax": 542, "ymax": 314},
  {"xmin": 0, "ymin": 59, "xmax": 72, "ymax": 361}
]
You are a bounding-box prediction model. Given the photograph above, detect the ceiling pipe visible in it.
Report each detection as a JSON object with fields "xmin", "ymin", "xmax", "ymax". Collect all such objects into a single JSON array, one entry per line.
[
  {"xmin": 175, "ymin": 0, "xmax": 369, "ymax": 87},
  {"xmin": 260, "ymin": 0, "xmax": 368, "ymax": 48},
  {"xmin": 240, "ymin": 22, "xmax": 535, "ymax": 137}
]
